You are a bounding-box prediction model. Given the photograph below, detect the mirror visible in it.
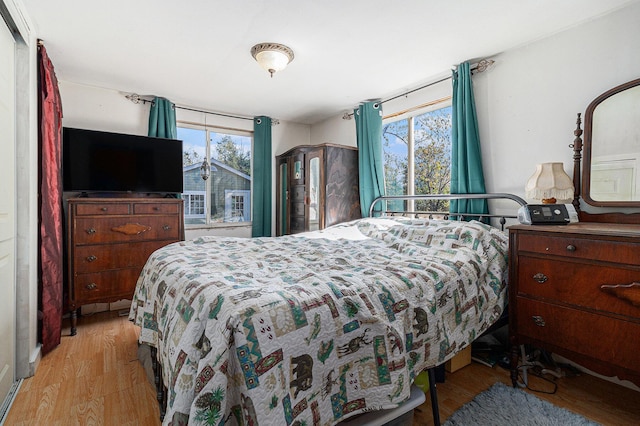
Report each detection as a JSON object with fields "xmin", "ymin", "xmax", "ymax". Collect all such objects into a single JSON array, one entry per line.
[{"xmin": 582, "ymin": 78, "xmax": 640, "ymax": 207}]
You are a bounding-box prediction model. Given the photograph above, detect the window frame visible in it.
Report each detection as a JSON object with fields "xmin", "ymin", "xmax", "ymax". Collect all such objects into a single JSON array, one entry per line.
[
  {"xmin": 183, "ymin": 191, "xmax": 207, "ymax": 220},
  {"xmin": 382, "ymin": 97, "xmax": 453, "ymax": 212},
  {"xmin": 177, "ymin": 121, "xmax": 254, "ymax": 230}
]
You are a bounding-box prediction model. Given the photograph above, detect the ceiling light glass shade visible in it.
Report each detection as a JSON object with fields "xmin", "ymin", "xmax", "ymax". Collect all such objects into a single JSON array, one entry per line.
[
  {"xmin": 251, "ymin": 43, "xmax": 294, "ymax": 77},
  {"xmin": 525, "ymin": 162, "xmax": 574, "ymax": 203}
]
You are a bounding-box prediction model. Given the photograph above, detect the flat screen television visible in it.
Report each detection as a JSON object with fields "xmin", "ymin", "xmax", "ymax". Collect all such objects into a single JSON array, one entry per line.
[{"xmin": 63, "ymin": 127, "xmax": 184, "ymax": 195}]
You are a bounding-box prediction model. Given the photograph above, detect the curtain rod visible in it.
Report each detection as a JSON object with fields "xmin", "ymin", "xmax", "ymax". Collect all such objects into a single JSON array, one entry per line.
[
  {"xmin": 343, "ymin": 58, "xmax": 494, "ymax": 120},
  {"xmin": 383, "ymin": 95, "xmax": 452, "ymax": 121},
  {"xmin": 124, "ymin": 93, "xmax": 280, "ymax": 125}
]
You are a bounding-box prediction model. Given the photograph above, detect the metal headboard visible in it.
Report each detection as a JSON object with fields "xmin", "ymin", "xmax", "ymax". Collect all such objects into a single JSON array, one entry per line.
[{"xmin": 368, "ymin": 193, "xmax": 527, "ymax": 231}]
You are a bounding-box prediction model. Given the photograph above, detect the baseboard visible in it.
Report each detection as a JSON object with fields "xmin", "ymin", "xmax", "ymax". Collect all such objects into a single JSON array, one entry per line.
[
  {"xmin": 80, "ymin": 300, "xmax": 132, "ymax": 315},
  {"xmin": 0, "ymin": 379, "xmax": 23, "ymax": 425},
  {"xmin": 109, "ymin": 300, "xmax": 131, "ymax": 311},
  {"xmin": 28, "ymin": 343, "xmax": 41, "ymax": 377},
  {"xmin": 552, "ymin": 354, "xmax": 640, "ymax": 392}
]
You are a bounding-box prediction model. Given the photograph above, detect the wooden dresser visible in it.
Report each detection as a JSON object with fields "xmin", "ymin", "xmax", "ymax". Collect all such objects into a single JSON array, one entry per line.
[
  {"xmin": 67, "ymin": 197, "xmax": 184, "ymax": 335},
  {"xmin": 508, "ymin": 223, "xmax": 640, "ymax": 387}
]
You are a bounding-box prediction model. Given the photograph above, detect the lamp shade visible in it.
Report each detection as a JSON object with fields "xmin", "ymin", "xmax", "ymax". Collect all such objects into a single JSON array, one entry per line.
[
  {"xmin": 525, "ymin": 162, "xmax": 574, "ymax": 203},
  {"xmin": 251, "ymin": 43, "xmax": 294, "ymax": 77}
]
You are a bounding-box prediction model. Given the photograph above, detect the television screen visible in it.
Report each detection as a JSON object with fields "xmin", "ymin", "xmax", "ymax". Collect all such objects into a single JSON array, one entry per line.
[{"xmin": 63, "ymin": 127, "xmax": 184, "ymax": 194}]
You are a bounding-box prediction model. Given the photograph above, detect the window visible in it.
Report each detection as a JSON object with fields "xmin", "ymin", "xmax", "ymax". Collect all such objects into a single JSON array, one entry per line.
[
  {"xmin": 183, "ymin": 191, "xmax": 206, "ymax": 219},
  {"xmin": 225, "ymin": 190, "xmax": 251, "ymax": 222},
  {"xmin": 178, "ymin": 125, "xmax": 252, "ymax": 226},
  {"xmin": 382, "ymin": 103, "xmax": 452, "ymax": 212}
]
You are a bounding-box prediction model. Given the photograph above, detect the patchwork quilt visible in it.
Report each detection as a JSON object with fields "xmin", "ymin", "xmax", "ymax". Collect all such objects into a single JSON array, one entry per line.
[{"xmin": 129, "ymin": 217, "xmax": 509, "ymax": 426}]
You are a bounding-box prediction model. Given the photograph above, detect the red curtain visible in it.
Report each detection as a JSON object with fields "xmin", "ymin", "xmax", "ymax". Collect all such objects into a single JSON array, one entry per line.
[{"xmin": 38, "ymin": 43, "xmax": 64, "ymax": 354}]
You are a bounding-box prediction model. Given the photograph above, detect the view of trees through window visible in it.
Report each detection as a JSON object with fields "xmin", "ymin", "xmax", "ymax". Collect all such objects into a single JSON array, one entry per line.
[
  {"xmin": 383, "ymin": 105, "xmax": 452, "ymax": 212},
  {"xmin": 178, "ymin": 126, "xmax": 252, "ymax": 225}
]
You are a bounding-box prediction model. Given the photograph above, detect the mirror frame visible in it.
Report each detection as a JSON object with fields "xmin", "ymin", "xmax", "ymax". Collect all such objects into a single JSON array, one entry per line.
[{"xmin": 582, "ymin": 78, "xmax": 640, "ymax": 207}]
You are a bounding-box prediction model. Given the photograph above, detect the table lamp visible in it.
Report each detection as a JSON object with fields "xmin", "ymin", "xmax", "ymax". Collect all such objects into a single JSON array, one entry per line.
[{"xmin": 525, "ymin": 162, "xmax": 574, "ymax": 204}]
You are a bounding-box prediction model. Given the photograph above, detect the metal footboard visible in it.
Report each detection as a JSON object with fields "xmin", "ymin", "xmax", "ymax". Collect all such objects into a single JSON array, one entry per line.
[{"xmin": 368, "ymin": 193, "xmax": 527, "ymax": 231}]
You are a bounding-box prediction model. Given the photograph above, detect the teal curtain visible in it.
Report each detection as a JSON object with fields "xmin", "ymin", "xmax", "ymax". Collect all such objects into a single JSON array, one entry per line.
[
  {"xmin": 450, "ymin": 62, "xmax": 488, "ymax": 217},
  {"xmin": 148, "ymin": 97, "xmax": 177, "ymax": 139},
  {"xmin": 252, "ymin": 116, "xmax": 272, "ymax": 237},
  {"xmin": 355, "ymin": 102, "xmax": 385, "ymax": 217}
]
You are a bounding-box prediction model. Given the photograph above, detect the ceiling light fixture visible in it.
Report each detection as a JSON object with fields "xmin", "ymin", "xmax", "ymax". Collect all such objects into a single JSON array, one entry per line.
[{"xmin": 251, "ymin": 43, "xmax": 294, "ymax": 78}]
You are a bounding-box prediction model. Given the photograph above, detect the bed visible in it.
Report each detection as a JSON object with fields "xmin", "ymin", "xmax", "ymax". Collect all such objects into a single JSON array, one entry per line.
[{"xmin": 129, "ymin": 193, "xmax": 526, "ymax": 426}]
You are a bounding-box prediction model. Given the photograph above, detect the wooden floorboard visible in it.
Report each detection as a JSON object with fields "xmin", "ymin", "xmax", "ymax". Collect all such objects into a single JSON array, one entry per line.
[
  {"xmin": 5, "ymin": 311, "xmax": 640, "ymax": 425},
  {"xmin": 414, "ymin": 361, "xmax": 640, "ymax": 425},
  {"xmin": 6, "ymin": 311, "xmax": 161, "ymax": 426}
]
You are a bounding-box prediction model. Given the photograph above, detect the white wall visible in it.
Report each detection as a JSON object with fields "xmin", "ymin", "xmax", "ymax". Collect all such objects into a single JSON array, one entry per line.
[
  {"xmin": 60, "ymin": 82, "xmax": 149, "ymax": 135},
  {"xmin": 310, "ymin": 113, "xmax": 355, "ymax": 148},
  {"xmin": 475, "ymin": 3, "xmax": 640, "ymax": 201},
  {"xmin": 311, "ymin": 2, "xmax": 640, "ymax": 216}
]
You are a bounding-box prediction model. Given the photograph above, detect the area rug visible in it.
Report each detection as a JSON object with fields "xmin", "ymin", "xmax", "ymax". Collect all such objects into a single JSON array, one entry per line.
[{"xmin": 444, "ymin": 382, "xmax": 600, "ymax": 426}]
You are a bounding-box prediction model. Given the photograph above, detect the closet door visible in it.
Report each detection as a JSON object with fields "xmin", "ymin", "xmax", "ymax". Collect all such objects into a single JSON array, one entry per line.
[{"xmin": 0, "ymin": 19, "xmax": 16, "ymax": 407}]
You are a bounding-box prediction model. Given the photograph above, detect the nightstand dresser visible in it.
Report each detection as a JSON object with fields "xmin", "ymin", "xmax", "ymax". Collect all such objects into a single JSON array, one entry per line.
[{"xmin": 508, "ymin": 223, "xmax": 640, "ymax": 387}]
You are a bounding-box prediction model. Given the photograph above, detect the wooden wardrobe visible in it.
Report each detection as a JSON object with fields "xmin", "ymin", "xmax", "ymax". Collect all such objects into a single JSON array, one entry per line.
[{"xmin": 276, "ymin": 144, "xmax": 360, "ymax": 236}]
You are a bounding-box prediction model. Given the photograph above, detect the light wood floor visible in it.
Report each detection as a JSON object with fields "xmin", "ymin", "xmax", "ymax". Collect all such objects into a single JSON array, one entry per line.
[{"xmin": 5, "ymin": 311, "xmax": 640, "ymax": 425}]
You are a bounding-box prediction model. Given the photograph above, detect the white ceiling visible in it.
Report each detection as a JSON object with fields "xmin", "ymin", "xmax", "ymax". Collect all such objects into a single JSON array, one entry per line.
[{"xmin": 21, "ymin": 0, "xmax": 638, "ymax": 124}]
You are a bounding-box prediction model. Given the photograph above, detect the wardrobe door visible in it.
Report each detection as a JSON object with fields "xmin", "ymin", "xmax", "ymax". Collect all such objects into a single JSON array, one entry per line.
[
  {"xmin": 306, "ymin": 148, "xmax": 324, "ymax": 232},
  {"xmin": 325, "ymin": 146, "xmax": 360, "ymax": 227},
  {"xmin": 289, "ymin": 151, "xmax": 306, "ymax": 234},
  {"xmin": 276, "ymin": 157, "xmax": 288, "ymax": 236}
]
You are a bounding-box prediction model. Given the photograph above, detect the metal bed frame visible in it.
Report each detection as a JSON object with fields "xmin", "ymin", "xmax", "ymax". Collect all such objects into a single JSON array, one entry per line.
[
  {"xmin": 367, "ymin": 193, "xmax": 527, "ymax": 426},
  {"xmin": 369, "ymin": 193, "xmax": 526, "ymax": 230}
]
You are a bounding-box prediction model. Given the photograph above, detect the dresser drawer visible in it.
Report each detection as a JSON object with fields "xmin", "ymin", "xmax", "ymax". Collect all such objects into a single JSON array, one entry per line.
[
  {"xmin": 292, "ymin": 202, "xmax": 305, "ymax": 217},
  {"xmin": 74, "ymin": 216, "xmax": 181, "ymax": 244},
  {"xmin": 73, "ymin": 240, "xmax": 174, "ymax": 273},
  {"xmin": 518, "ymin": 255, "xmax": 640, "ymax": 319},
  {"xmin": 517, "ymin": 233, "xmax": 637, "ymax": 264},
  {"xmin": 133, "ymin": 202, "xmax": 181, "ymax": 215},
  {"xmin": 73, "ymin": 268, "xmax": 142, "ymax": 303},
  {"xmin": 291, "ymin": 185, "xmax": 305, "ymax": 202},
  {"xmin": 516, "ymin": 297, "xmax": 640, "ymax": 372},
  {"xmin": 74, "ymin": 202, "xmax": 131, "ymax": 216},
  {"xmin": 518, "ymin": 234, "xmax": 640, "ymax": 265}
]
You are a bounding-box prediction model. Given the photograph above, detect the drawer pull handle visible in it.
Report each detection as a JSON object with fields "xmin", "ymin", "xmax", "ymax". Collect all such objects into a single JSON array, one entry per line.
[
  {"xmin": 163, "ymin": 225, "xmax": 171, "ymax": 231},
  {"xmin": 532, "ymin": 273, "xmax": 548, "ymax": 283},
  {"xmin": 532, "ymin": 315, "xmax": 546, "ymax": 327},
  {"xmin": 101, "ymin": 207, "xmax": 108, "ymax": 212},
  {"xmin": 566, "ymin": 245, "xmax": 576, "ymax": 252},
  {"xmin": 86, "ymin": 228, "xmax": 96, "ymax": 235},
  {"xmin": 86, "ymin": 283, "xmax": 97, "ymax": 290},
  {"xmin": 153, "ymin": 207, "xmax": 160, "ymax": 211},
  {"xmin": 86, "ymin": 255, "xmax": 97, "ymax": 262}
]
